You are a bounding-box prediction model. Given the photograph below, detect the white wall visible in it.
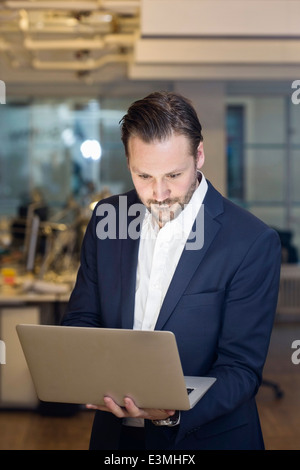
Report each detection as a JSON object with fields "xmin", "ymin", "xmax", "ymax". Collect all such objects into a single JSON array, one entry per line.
[
  {"xmin": 174, "ymin": 81, "xmax": 226, "ymax": 195},
  {"xmin": 141, "ymin": 0, "xmax": 300, "ymax": 36}
]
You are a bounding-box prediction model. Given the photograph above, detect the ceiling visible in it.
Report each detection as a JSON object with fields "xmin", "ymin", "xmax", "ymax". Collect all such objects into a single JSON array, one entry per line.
[
  {"xmin": 1, "ymin": 0, "xmax": 300, "ymax": 92},
  {"xmin": 0, "ymin": 1, "xmax": 140, "ymax": 86}
]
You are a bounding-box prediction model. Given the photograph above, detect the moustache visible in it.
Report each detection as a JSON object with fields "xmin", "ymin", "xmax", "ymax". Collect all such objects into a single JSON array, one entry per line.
[{"xmin": 147, "ymin": 199, "xmax": 181, "ymax": 208}]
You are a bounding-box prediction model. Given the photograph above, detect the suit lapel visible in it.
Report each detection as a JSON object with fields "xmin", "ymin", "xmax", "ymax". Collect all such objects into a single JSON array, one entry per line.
[
  {"xmin": 155, "ymin": 182, "xmax": 224, "ymax": 331},
  {"xmin": 120, "ymin": 236, "xmax": 140, "ymax": 329},
  {"xmin": 120, "ymin": 192, "xmax": 145, "ymax": 329}
]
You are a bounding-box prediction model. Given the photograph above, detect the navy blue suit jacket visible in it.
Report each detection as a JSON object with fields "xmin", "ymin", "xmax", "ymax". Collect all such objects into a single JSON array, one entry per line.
[{"xmin": 62, "ymin": 181, "xmax": 281, "ymax": 450}]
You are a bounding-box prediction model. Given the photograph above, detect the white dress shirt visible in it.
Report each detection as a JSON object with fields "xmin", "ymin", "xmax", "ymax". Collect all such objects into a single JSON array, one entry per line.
[{"xmin": 133, "ymin": 173, "xmax": 208, "ymax": 331}]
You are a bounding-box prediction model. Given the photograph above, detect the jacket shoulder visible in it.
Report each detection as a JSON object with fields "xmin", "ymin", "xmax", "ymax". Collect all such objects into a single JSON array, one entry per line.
[{"xmin": 205, "ymin": 180, "xmax": 279, "ymax": 240}]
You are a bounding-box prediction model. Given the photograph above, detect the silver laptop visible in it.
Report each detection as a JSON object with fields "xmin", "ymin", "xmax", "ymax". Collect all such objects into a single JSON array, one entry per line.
[{"xmin": 16, "ymin": 324, "xmax": 216, "ymax": 411}]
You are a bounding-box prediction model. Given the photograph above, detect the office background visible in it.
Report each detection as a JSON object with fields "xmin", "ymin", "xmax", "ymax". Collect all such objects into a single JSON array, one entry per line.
[{"xmin": 0, "ymin": 0, "xmax": 300, "ymax": 450}]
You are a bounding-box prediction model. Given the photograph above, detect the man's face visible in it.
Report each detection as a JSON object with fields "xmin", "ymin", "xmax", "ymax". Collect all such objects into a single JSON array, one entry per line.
[{"xmin": 127, "ymin": 133, "xmax": 205, "ymax": 227}]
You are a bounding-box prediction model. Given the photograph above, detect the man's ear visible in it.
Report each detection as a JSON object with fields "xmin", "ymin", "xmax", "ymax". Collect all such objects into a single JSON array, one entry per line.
[{"xmin": 196, "ymin": 141, "xmax": 205, "ymax": 170}]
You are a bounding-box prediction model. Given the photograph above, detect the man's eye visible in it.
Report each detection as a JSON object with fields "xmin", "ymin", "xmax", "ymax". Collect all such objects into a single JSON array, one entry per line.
[
  {"xmin": 168, "ymin": 173, "xmax": 181, "ymax": 179},
  {"xmin": 138, "ymin": 174, "xmax": 150, "ymax": 180}
]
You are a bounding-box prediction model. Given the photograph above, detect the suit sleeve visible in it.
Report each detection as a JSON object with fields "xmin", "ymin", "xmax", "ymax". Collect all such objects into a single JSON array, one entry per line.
[
  {"xmin": 176, "ymin": 227, "xmax": 281, "ymax": 442},
  {"xmin": 62, "ymin": 209, "xmax": 103, "ymax": 327}
]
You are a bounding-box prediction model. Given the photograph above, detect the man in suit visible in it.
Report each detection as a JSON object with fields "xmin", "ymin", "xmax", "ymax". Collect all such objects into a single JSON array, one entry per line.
[{"xmin": 62, "ymin": 91, "xmax": 281, "ymax": 450}]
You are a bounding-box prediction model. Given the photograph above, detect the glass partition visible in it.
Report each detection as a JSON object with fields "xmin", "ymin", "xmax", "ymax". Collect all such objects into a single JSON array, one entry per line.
[
  {"xmin": 227, "ymin": 95, "xmax": 300, "ymax": 261},
  {"xmin": 0, "ymin": 97, "xmax": 135, "ymax": 219},
  {"xmin": 0, "ymin": 96, "xmax": 137, "ymax": 275}
]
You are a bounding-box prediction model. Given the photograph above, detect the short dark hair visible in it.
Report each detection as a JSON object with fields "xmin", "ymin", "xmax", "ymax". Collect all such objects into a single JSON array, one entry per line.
[{"xmin": 120, "ymin": 91, "xmax": 203, "ymax": 159}]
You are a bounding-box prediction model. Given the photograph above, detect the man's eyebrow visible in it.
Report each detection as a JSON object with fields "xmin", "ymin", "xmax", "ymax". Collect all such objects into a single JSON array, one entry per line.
[
  {"xmin": 166, "ymin": 168, "xmax": 185, "ymax": 175},
  {"xmin": 131, "ymin": 166, "xmax": 186, "ymax": 175}
]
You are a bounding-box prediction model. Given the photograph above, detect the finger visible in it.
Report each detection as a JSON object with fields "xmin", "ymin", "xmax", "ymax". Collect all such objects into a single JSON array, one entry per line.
[
  {"xmin": 103, "ymin": 396, "xmax": 127, "ymax": 418},
  {"xmin": 86, "ymin": 404, "xmax": 97, "ymax": 409},
  {"xmin": 122, "ymin": 399, "xmax": 176, "ymax": 420},
  {"xmin": 123, "ymin": 398, "xmax": 158, "ymax": 420},
  {"xmin": 123, "ymin": 397, "xmax": 141, "ymax": 417},
  {"xmin": 86, "ymin": 404, "xmax": 108, "ymax": 412},
  {"xmin": 143, "ymin": 408, "xmax": 176, "ymax": 420}
]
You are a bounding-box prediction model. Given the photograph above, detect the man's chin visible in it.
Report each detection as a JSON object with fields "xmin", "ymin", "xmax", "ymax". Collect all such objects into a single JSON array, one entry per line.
[{"xmin": 151, "ymin": 204, "xmax": 183, "ymax": 226}]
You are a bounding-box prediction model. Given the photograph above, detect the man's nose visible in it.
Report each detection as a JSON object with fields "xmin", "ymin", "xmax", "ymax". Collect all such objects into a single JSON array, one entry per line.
[{"xmin": 153, "ymin": 180, "xmax": 170, "ymax": 202}]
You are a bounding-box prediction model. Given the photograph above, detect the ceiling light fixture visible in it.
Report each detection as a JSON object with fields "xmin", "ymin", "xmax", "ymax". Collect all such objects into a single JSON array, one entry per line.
[{"xmin": 4, "ymin": 1, "xmax": 140, "ymax": 15}]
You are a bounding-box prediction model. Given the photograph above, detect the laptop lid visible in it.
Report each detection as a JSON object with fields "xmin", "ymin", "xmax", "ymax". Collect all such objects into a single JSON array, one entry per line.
[{"xmin": 16, "ymin": 324, "xmax": 215, "ymax": 411}]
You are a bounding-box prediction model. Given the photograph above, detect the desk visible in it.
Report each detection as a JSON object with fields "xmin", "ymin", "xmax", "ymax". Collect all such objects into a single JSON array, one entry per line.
[{"xmin": 0, "ymin": 286, "xmax": 71, "ymax": 409}]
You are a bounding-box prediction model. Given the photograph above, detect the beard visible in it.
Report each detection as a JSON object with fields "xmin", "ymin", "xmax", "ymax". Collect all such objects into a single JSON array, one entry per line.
[{"xmin": 143, "ymin": 170, "xmax": 199, "ymax": 227}]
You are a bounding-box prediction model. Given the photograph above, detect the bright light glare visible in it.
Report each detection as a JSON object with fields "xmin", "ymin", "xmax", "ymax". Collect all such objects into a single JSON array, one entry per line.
[
  {"xmin": 80, "ymin": 139, "xmax": 102, "ymax": 160},
  {"xmin": 62, "ymin": 128, "xmax": 76, "ymax": 147}
]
